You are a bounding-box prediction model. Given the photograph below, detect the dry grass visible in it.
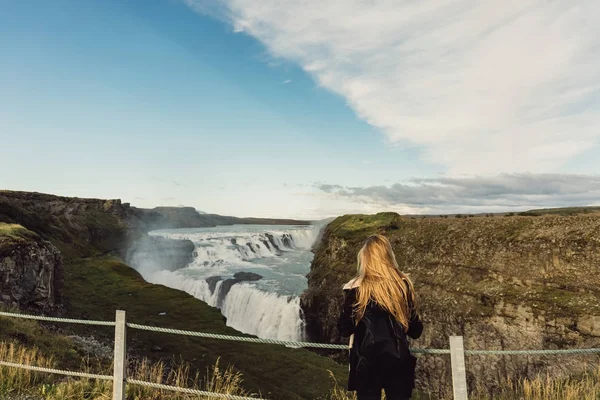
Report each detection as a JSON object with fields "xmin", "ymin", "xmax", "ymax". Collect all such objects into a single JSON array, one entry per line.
[
  {"xmin": 3, "ymin": 340, "xmax": 599, "ymax": 400},
  {"xmin": 0, "ymin": 341, "xmax": 258, "ymax": 399},
  {"xmin": 325, "ymin": 367, "xmax": 600, "ymax": 400},
  {"xmin": 0, "ymin": 342, "xmax": 55, "ymax": 396},
  {"xmin": 472, "ymin": 365, "xmax": 600, "ymax": 400}
]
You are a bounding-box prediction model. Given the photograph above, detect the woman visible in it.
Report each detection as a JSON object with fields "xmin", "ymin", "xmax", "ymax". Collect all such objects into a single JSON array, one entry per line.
[{"xmin": 337, "ymin": 234, "xmax": 423, "ymax": 400}]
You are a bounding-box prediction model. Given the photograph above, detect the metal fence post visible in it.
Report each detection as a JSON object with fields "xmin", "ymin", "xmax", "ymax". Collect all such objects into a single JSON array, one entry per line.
[
  {"xmin": 113, "ymin": 310, "xmax": 127, "ymax": 400},
  {"xmin": 449, "ymin": 336, "xmax": 468, "ymax": 400}
]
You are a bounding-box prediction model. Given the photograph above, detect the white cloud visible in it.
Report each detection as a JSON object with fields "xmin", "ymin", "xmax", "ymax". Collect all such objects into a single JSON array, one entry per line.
[
  {"xmin": 282, "ymin": 79, "xmax": 292, "ymax": 84},
  {"xmin": 185, "ymin": 0, "xmax": 600, "ymax": 175}
]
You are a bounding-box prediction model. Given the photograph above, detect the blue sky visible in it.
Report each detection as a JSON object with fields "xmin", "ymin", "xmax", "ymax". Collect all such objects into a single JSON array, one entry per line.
[{"xmin": 2, "ymin": 0, "xmax": 600, "ymax": 219}]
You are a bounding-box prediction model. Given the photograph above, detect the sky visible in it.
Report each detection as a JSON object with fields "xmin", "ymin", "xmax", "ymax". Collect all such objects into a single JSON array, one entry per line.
[{"xmin": 2, "ymin": 0, "xmax": 600, "ymax": 220}]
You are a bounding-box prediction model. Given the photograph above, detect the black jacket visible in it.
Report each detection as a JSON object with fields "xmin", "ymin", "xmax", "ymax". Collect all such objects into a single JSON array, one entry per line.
[{"xmin": 337, "ymin": 283, "xmax": 423, "ymax": 395}]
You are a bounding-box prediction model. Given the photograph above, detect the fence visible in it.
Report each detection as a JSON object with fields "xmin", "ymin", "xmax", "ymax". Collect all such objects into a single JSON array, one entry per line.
[{"xmin": 0, "ymin": 310, "xmax": 599, "ymax": 400}]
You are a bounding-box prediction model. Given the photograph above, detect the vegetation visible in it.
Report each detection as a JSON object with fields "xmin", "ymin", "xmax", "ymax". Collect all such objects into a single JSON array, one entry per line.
[
  {"xmin": 0, "ymin": 223, "xmax": 38, "ymax": 240},
  {"xmin": 324, "ymin": 367, "xmax": 600, "ymax": 400},
  {"xmin": 0, "ymin": 340, "xmax": 256, "ymax": 399},
  {"xmin": 524, "ymin": 206, "xmax": 600, "ymax": 217},
  {"xmin": 3, "ymin": 336, "xmax": 597, "ymax": 400},
  {"xmin": 0, "ymin": 223, "xmax": 41, "ymax": 254},
  {"xmin": 59, "ymin": 256, "xmax": 349, "ymax": 398}
]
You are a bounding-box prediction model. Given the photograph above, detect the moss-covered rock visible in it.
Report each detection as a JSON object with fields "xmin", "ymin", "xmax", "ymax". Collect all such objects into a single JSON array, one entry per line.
[{"xmin": 0, "ymin": 223, "xmax": 63, "ymax": 310}]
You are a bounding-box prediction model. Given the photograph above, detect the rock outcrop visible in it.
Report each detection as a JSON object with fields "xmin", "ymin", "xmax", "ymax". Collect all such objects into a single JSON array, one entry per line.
[
  {"xmin": 0, "ymin": 224, "xmax": 63, "ymax": 310},
  {"xmin": 206, "ymin": 272, "xmax": 263, "ymax": 308},
  {"xmin": 300, "ymin": 212, "xmax": 600, "ymax": 398}
]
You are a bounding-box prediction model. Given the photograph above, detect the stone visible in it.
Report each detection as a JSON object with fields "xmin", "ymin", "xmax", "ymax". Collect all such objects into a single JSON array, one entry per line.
[
  {"xmin": 577, "ymin": 315, "xmax": 600, "ymax": 337},
  {"xmin": 0, "ymin": 231, "xmax": 63, "ymax": 310}
]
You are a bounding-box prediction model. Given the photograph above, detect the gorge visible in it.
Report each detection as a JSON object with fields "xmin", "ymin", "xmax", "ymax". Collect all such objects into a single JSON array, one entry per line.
[{"xmin": 2, "ymin": 190, "xmax": 600, "ymax": 399}]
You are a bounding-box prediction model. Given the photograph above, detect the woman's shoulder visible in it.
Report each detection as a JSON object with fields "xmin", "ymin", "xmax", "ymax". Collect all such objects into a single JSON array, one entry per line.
[{"xmin": 342, "ymin": 277, "xmax": 362, "ymax": 290}]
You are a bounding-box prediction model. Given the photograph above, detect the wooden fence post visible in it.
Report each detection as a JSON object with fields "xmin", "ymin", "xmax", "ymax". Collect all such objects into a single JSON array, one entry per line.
[
  {"xmin": 113, "ymin": 310, "xmax": 127, "ymax": 400},
  {"xmin": 449, "ymin": 335, "xmax": 468, "ymax": 400}
]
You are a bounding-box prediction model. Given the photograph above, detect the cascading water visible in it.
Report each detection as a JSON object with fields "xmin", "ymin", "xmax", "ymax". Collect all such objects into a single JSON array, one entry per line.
[{"xmin": 133, "ymin": 225, "xmax": 319, "ymax": 341}]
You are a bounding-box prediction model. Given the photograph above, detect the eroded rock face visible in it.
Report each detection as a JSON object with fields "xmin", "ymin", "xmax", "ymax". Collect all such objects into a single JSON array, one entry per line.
[
  {"xmin": 209, "ymin": 272, "xmax": 263, "ymax": 309},
  {"xmin": 300, "ymin": 212, "xmax": 600, "ymax": 398},
  {"xmin": 0, "ymin": 235, "xmax": 63, "ymax": 310}
]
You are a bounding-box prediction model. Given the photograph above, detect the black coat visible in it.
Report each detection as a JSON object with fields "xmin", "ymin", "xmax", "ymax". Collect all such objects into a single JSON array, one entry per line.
[{"xmin": 337, "ymin": 284, "xmax": 423, "ymax": 396}]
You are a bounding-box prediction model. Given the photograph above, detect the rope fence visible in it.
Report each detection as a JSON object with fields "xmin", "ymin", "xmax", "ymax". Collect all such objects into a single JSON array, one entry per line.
[
  {"xmin": 127, "ymin": 379, "xmax": 265, "ymax": 400},
  {"xmin": 0, "ymin": 310, "xmax": 115, "ymax": 326},
  {"xmin": 0, "ymin": 360, "xmax": 113, "ymax": 380},
  {"xmin": 0, "ymin": 310, "xmax": 599, "ymax": 400}
]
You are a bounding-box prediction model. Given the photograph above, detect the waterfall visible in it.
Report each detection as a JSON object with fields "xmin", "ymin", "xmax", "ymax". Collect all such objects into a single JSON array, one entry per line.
[{"xmin": 136, "ymin": 225, "xmax": 317, "ymax": 341}]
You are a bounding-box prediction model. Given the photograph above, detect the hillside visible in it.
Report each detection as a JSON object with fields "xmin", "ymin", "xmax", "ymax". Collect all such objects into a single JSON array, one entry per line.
[
  {"xmin": 300, "ymin": 212, "xmax": 600, "ymax": 398},
  {"xmin": 0, "ymin": 190, "xmax": 346, "ymax": 399},
  {"xmin": 135, "ymin": 206, "xmax": 311, "ymax": 229}
]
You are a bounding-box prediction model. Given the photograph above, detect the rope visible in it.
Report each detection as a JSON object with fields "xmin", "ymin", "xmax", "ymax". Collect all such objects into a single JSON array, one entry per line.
[
  {"xmin": 0, "ymin": 361, "xmax": 113, "ymax": 380},
  {"xmin": 413, "ymin": 348, "xmax": 450, "ymax": 355},
  {"xmin": 127, "ymin": 379, "xmax": 266, "ymax": 400},
  {"xmin": 128, "ymin": 322, "xmax": 449, "ymax": 354},
  {"xmin": 127, "ymin": 323, "xmax": 600, "ymax": 356},
  {"xmin": 465, "ymin": 348, "xmax": 600, "ymax": 355},
  {"xmin": 1, "ymin": 309, "xmax": 597, "ymax": 356},
  {"xmin": 127, "ymin": 323, "xmax": 347, "ymax": 349},
  {"xmin": 0, "ymin": 311, "xmax": 115, "ymax": 326}
]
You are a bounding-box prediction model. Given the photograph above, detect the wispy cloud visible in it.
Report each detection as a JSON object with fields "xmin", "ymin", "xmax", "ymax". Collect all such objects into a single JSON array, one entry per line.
[
  {"xmin": 317, "ymin": 173, "xmax": 600, "ymax": 213},
  {"xmin": 185, "ymin": 0, "xmax": 600, "ymax": 175},
  {"xmin": 282, "ymin": 79, "xmax": 292, "ymax": 84}
]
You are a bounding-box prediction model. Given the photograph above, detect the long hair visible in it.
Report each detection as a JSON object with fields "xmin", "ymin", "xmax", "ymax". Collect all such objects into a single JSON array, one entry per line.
[{"xmin": 353, "ymin": 234, "xmax": 417, "ymax": 332}]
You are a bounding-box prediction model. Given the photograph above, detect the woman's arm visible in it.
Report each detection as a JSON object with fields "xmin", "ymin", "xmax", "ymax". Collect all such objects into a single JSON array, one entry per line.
[
  {"xmin": 337, "ymin": 288, "xmax": 357, "ymax": 338},
  {"xmin": 406, "ymin": 291, "xmax": 423, "ymax": 339},
  {"xmin": 406, "ymin": 305, "xmax": 423, "ymax": 339}
]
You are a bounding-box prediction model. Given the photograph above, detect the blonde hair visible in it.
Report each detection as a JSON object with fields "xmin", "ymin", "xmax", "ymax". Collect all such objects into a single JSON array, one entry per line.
[{"xmin": 353, "ymin": 234, "xmax": 417, "ymax": 332}]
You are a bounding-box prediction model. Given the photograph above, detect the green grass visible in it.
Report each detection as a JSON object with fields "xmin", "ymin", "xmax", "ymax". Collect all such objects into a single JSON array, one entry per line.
[
  {"xmin": 61, "ymin": 256, "xmax": 348, "ymax": 399},
  {"xmin": 0, "ymin": 223, "xmax": 41, "ymax": 254},
  {"xmin": 0, "ymin": 223, "xmax": 38, "ymax": 241},
  {"xmin": 0, "ymin": 309, "xmax": 82, "ymax": 370},
  {"xmin": 326, "ymin": 213, "xmax": 402, "ymax": 239}
]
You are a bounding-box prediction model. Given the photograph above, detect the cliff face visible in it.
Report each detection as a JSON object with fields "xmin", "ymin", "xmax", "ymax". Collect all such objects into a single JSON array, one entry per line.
[
  {"xmin": 0, "ymin": 191, "xmax": 136, "ymax": 259},
  {"xmin": 0, "ymin": 224, "xmax": 63, "ymax": 310},
  {"xmin": 300, "ymin": 212, "xmax": 600, "ymax": 397}
]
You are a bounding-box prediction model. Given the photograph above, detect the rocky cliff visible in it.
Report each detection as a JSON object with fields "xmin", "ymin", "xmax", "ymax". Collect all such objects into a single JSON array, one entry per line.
[
  {"xmin": 0, "ymin": 223, "xmax": 63, "ymax": 310},
  {"xmin": 300, "ymin": 212, "xmax": 600, "ymax": 398},
  {"xmin": 0, "ymin": 190, "xmax": 137, "ymax": 259},
  {"xmin": 0, "ymin": 191, "xmax": 309, "ymax": 241}
]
